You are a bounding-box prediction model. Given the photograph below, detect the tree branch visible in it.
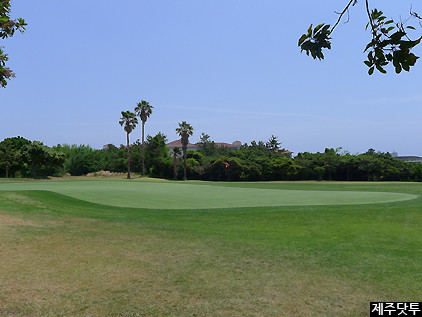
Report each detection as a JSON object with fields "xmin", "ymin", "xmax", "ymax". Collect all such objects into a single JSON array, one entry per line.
[
  {"xmin": 331, "ymin": 0, "xmax": 357, "ymax": 33},
  {"xmin": 365, "ymin": 0, "xmax": 376, "ymax": 39}
]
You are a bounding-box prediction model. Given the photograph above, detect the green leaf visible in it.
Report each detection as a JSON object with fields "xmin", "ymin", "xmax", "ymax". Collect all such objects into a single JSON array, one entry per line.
[
  {"xmin": 364, "ymin": 42, "xmax": 373, "ymax": 52},
  {"xmin": 298, "ymin": 34, "xmax": 308, "ymax": 46},
  {"xmin": 307, "ymin": 24, "xmax": 313, "ymax": 37},
  {"xmin": 390, "ymin": 31, "xmax": 406, "ymax": 43},
  {"xmin": 375, "ymin": 64, "xmax": 387, "ymax": 74},
  {"xmin": 313, "ymin": 23, "xmax": 324, "ymax": 34},
  {"xmin": 375, "ymin": 49, "xmax": 384, "ymax": 60},
  {"xmin": 368, "ymin": 67, "xmax": 374, "ymax": 75},
  {"xmin": 407, "ymin": 53, "xmax": 418, "ymax": 65},
  {"xmin": 322, "ymin": 24, "xmax": 331, "ymax": 33},
  {"xmin": 406, "ymin": 26, "xmax": 416, "ymax": 30}
]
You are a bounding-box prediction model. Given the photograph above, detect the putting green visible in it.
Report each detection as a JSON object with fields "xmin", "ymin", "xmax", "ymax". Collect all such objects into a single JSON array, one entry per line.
[{"xmin": 0, "ymin": 180, "xmax": 417, "ymax": 209}]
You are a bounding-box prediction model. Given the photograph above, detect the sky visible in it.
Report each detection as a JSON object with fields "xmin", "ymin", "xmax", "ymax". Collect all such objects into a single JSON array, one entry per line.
[{"xmin": 1, "ymin": 0, "xmax": 422, "ymax": 156}]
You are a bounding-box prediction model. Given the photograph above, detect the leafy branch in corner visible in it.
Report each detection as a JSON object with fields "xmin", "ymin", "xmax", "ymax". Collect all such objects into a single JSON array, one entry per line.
[
  {"xmin": 0, "ymin": 0, "xmax": 27, "ymax": 87},
  {"xmin": 298, "ymin": 0, "xmax": 422, "ymax": 75}
]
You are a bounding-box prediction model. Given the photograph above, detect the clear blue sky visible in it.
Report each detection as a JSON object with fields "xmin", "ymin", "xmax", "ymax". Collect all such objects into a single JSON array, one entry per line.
[{"xmin": 2, "ymin": 0, "xmax": 421, "ymax": 156}]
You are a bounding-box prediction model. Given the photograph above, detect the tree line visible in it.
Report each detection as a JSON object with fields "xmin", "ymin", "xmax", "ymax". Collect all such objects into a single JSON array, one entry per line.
[{"xmin": 1, "ymin": 135, "xmax": 422, "ymax": 182}]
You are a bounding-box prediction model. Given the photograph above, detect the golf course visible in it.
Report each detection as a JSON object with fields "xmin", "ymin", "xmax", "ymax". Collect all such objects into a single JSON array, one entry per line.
[{"xmin": 0, "ymin": 178, "xmax": 421, "ymax": 316}]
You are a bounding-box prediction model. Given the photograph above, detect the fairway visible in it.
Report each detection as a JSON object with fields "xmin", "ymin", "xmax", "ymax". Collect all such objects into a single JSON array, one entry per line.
[
  {"xmin": 1, "ymin": 180, "xmax": 422, "ymax": 316},
  {"xmin": 0, "ymin": 180, "xmax": 416, "ymax": 209}
]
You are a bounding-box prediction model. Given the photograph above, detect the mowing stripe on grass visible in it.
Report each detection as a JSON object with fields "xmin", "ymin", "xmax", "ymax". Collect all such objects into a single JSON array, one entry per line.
[{"xmin": 0, "ymin": 180, "xmax": 416, "ymax": 209}]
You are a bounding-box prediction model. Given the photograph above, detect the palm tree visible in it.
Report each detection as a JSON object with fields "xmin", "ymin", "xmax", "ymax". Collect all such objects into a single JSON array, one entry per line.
[
  {"xmin": 172, "ymin": 146, "xmax": 182, "ymax": 180},
  {"xmin": 119, "ymin": 110, "xmax": 138, "ymax": 179},
  {"xmin": 176, "ymin": 121, "xmax": 194, "ymax": 181},
  {"xmin": 134, "ymin": 100, "xmax": 153, "ymax": 176}
]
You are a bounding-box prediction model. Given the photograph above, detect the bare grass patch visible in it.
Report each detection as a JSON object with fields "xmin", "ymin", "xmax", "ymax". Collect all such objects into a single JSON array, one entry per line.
[
  {"xmin": 0, "ymin": 213, "xmax": 38, "ymax": 227},
  {"xmin": 0, "ymin": 216, "xmax": 390, "ymax": 316}
]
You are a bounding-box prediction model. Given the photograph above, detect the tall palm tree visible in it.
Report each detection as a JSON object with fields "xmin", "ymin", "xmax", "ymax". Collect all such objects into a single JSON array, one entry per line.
[
  {"xmin": 176, "ymin": 121, "xmax": 194, "ymax": 181},
  {"xmin": 134, "ymin": 100, "xmax": 153, "ymax": 176},
  {"xmin": 119, "ymin": 110, "xmax": 138, "ymax": 179},
  {"xmin": 172, "ymin": 146, "xmax": 182, "ymax": 180}
]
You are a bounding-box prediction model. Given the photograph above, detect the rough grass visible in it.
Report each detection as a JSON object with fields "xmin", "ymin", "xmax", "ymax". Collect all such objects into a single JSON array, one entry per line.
[{"xmin": 0, "ymin": 180, "xmax": 421, "ymax": 316}]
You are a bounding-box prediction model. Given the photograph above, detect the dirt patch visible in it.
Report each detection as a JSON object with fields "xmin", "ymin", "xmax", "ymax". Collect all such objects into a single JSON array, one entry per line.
[
  {"xmin": 0, "ymin": 214, "xmax": 37, "ymax": 227},
  {"xmin": 86, "ymin": 170, "xmax": 125, "ymax": 177},
  {"xmin": 4, "ymin": 192, "xmax": 39, "ymax": 205},
  {"xmin": 2, "ymin": 192, "xmax": 46, "ymax": 209}
]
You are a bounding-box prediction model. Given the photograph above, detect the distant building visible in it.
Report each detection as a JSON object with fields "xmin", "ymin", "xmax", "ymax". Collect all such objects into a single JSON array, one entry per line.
[
  {"xmin": 394, "ymin": 156, "xmax": 422, "ymax": 163},
  {"xmin": 274, "ymin": 149, "xmax": 294, "ymax": 158},
  {"xmin": 166, "ymin": 140, "xmax": 242, "ymax": 153},
  {"xmin": 214, "ymin": 141, "xmax": 241, "ymax": 150},
  {"xmin": 166, "ymin": 140, "xmax": 200, "ymax": 152},
  {"xmin": 166, "ymin": 140, "xmax": 294, "ymax": 157}
]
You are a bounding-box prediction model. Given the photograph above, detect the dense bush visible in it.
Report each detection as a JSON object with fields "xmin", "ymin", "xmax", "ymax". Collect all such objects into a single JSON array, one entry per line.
[{"xmin": 0, "ymin": 137, "xmax": 65, "ymax": 178}]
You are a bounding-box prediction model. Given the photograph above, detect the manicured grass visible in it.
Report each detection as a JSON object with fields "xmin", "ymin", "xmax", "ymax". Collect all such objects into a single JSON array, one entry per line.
[
  {"xmin": 0, "ymin": 179, "xmax": 421, "ymax": 316},
  {"xmin": 0, "ymin": 180, "xmax": 416, "ymax": 209}
]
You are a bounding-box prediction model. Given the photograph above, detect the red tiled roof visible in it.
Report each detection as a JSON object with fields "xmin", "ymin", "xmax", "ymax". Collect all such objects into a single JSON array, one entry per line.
[
  {"xmin": 166, "ymin": 140, "xmax": 197, "ymax": 148},
  {"xmin": 214, "ymin": 142, "xmax": 238, "ymax": 148},
  {"xmin": 274, "ymin": 150, "xmax": 293, "ymax": 154}
]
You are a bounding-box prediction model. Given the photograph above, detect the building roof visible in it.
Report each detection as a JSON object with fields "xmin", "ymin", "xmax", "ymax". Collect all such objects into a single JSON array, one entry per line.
[
  {"xmin": 166, "ymin": 140, "xmax": 197, "ymax": 148},
  {"xmin": 395, "ymin": 156, "xmax": 422, "ymax": 161},
  {"xmin": 274, "ymin": 149, "xmax": 294, "ymax": 154},
  {"xmin": 213, "ymin": 142, "xmax": 238, "ymax": 148},
  {"xmin": 166, "ymin": 140, "xmax": 241, "ymax": 148}
]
